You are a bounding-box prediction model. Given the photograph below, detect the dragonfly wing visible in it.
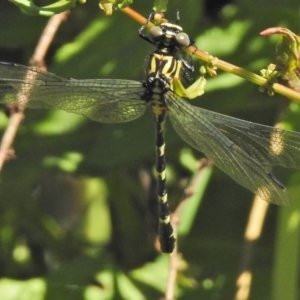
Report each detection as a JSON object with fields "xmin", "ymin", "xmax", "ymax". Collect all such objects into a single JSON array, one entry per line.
[
  {"xmin": 167, "ymin": 93, "xmax": 290, "ymax": 206},
  {"xmin": 200, "ymin": 107, "xmax": 300, "ymax": 169},
  {"xmin": 0, "ymin": 62, "xmax": 146, "ymax": 123}
]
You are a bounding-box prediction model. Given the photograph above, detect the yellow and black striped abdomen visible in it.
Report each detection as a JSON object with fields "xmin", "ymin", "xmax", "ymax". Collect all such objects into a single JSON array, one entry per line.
[{"xmin": 155, "ymin": 112, "xmax": 176, "ymax": 253}]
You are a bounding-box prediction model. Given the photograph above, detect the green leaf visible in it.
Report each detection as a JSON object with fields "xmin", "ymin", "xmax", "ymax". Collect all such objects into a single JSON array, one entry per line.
[
  {"xmin": 10, "ymin": 0, "xmax": 81, "ymax": 16},
  {"xmin": 177, "ymin": 149, "xmax": 213, "ymax": 238},
  {"xmin": 0, "ymin": 278, "xmax": 46, "ymax": 300},
  {"xmin": 153, "ymin": 0, "xmax": 169, "ymax": 12}
]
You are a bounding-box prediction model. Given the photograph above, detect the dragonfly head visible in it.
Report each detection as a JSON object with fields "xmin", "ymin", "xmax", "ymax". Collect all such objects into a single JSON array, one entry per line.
[{"xmin": 148, "ymin": 23, "xmax": 192, "ymax": 51}]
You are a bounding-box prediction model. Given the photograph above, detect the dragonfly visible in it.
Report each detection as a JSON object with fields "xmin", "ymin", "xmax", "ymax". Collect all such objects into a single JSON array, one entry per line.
[{"xmin": 1, "ymin": 14, "xmax": 300, "ymax": 253}]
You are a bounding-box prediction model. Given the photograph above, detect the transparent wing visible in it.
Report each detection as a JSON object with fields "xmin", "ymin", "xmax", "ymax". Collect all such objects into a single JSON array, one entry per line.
[
  {"xmin": 167, "ymin": 92, "xmax": 299, "ymax": 206},
  {"xmin": 202, "ymin": 108, "xmax": 300, "ymax": 169},
  {"xmin": 0, "ymin": 62, "xmax": 146, "ymax": 123}
]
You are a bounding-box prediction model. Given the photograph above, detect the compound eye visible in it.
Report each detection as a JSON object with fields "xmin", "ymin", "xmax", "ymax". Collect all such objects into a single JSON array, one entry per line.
[
  {"xmin": 175, "ymin": 32, "xmax": 190, "ymax": 48},
  {"xmin": 148, "ymin": 26, "xmax": 163, "ymax": 41}
]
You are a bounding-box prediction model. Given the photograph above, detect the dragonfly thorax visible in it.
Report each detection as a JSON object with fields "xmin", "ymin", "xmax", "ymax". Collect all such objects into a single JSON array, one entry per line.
[{"xmin": 148, "ymin": 53, "xmax": 182, "ymax": 87}]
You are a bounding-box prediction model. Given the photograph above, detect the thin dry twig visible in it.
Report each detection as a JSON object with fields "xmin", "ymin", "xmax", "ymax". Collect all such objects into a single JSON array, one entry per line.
[
  {"xmin": 0, "ymin": 11, "xmax": 69, "ymax": 172},
  {"xmin": 234, "ymin": 195, "xmax": 270, "ymax": 300},
  {"xmin": 30, "ymin": 11, "xmax": 70, "ymax": 69},
  {"xmin": 164, "ymin": 254, "xmax": 181, "ymax": 300}
]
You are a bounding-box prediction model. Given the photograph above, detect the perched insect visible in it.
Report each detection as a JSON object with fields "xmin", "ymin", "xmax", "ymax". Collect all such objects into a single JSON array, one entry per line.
[{"xmin": 1, "ymin": 13, "xmax": 300, "ymax": 253}]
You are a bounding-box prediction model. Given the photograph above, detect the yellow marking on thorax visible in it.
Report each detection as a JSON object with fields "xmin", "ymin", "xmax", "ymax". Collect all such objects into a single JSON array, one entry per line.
[
  {"xmin": 149, "ymin": 53, "xmax": 180, "ymax": 80},
  {"xmin": 173, "ymin": 59, "xmax": 182, "ymax": 79}
]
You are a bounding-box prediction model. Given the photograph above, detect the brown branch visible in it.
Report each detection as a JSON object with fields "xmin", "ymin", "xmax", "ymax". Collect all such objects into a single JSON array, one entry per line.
[
  {"xmin": 164, "ymin": 251, "xmax": 181, "ymax": 300},
  {"xmin": 0, "ymin": 11, "xmax": 69, "ymax": 172},
  {"xmin": 121, "ymin": 6, "xmax": 147, "ymax": 25},
  {"xmin": 30, "ymin": 11, "xmax": 70, "ymax": 70}
]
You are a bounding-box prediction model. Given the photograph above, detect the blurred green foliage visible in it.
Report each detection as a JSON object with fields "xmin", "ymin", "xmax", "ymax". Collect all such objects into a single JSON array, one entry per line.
[
  {"xmin": 10, "ymin": 0, "xmax": 80, "ymax": 16},
  {"xmin": 0, "ymin": 0, "xmax": 300, "ymax": 299}
]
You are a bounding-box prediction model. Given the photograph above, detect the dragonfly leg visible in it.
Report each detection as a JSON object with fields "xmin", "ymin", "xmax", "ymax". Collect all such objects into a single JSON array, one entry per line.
[{"xmin": 138, "ymin": 12, "xmax": 156, "ymax": 44}]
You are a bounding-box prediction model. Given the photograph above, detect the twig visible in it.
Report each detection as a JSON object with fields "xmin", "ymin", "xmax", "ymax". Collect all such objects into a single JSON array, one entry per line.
[
  {"xmin": 30, "ymin": 11, "xmax": 70, "ymax": 69},
  {"xmin": 189, "ymin": 47, "xmax": 300, "ymax": 102},
  {"xmin": 234, "ymin": 196, "xmax": 270, "ymax": 300},
  {"xmin": 0, "ymin": 11, "xmax": 69, "ymax": 172},
  {"xmin": 121, "ymin": 6, "xmax": 147, "ymax": 25},
  {"xmin": 164, "ymin": 254, "xmax": 181, "ymax": 300}
]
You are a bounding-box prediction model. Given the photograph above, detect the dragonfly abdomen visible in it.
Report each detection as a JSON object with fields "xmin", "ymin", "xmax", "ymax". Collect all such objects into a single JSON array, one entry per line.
[
  {"xmin": 155, "ymin": 112, "xmax": 175, "ymax": 253},
  {"xmin": 142, "ymin": 76, "xmax": 175, "ymax": 252}
]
